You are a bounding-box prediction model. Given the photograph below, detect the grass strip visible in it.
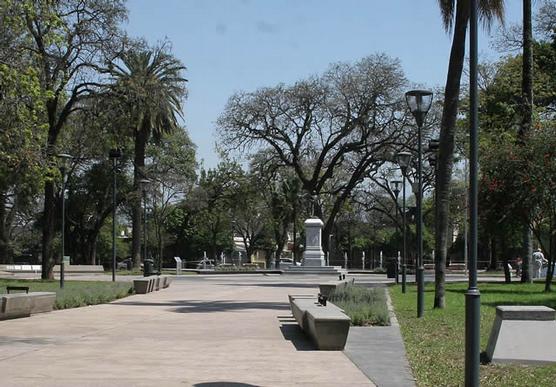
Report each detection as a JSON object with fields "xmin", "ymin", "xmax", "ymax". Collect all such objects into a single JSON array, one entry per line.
[
  {"xmin": 329, "ymin": 285, "xmax": 390, "ymax": 326},
  {"xmin": 0, "ymin": 279, "xmax": 133, "ymax": 310},
  {"xmin": 390, "ymin": 282, "xmax": 556, "ymax": 386}
]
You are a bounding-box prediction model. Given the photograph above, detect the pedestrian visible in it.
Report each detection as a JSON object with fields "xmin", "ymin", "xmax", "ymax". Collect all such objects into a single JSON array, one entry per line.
[
  {"xmin": 532, "ymin": 248, "xmax": 548, "ymax": 278},
  {"xmin": 515, "ymin": 256, "xmax": 522, "ymax": 277}
]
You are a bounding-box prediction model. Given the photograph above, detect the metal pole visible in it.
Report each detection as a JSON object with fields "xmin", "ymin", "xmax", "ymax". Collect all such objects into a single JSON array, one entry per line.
[
  {"xmin": 417, "ymin": 117, "xmax": 424, "ymax": 318},
  {"xmin": 143, "ymin": 189, "xmax": 147, "ymax": 263},
  {"xmin": 402, "ymin": 174, "xmax": 407, "ymax": 293},
  {"xmin": 112, "ymin": 158, "xmax": 117, "ymax": 282},
  {"xmin": 60, "ymin": 171, "xmax": 65, "ymax": 289},
  {"xmin": 465, "ymin": 0, "xmax": 480, "ymax": 385}
]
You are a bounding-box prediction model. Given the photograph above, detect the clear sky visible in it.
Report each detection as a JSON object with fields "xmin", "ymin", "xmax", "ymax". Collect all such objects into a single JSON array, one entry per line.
[{"xmin": 124, "ymin": 0, "xmax": 526, "ymax": 168}]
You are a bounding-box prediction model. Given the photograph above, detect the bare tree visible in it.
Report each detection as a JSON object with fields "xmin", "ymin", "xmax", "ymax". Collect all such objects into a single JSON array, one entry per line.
[{"xmin": 217, "ymin": 54, "xmax": 412, "ymax": 248}]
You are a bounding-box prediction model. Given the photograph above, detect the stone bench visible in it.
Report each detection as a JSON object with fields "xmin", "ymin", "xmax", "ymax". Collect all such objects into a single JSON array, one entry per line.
[
  {"xmin": 486, "ymin": 305, "xmax": 556, "ymax": 365},
  {"xmin": 0, "ymin": 291, "xmax": 56, "ymax": 320},
  {"xmin": 133, "ymin": 279, "xmax": 151, "ymax": 294},
  {"xmin": 28, "ymin": 292, "xmax": 56, "ymax": 314},
  {"xmin": 1, "ymin": 293, "xmax": 32, "ymax": 320},
  {"xmin": 318, "ymin": 279, "xmax": 351, "ymax": 298},
  {"xmin": 289, "ymin": 296, "xmax": 351, "ymax": 350}
]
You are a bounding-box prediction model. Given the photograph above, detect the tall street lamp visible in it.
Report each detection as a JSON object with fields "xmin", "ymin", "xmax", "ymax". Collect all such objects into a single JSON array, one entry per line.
[
  {"xmin": 390, "ymin": 179, "xmax": 402, "ymax": 284},
  {"xmin": 139, "ymin": 178, "xmax": 150, "ymax": 266},
  {"xmin": 466, "ymin": 0, "xmax": 481, "ymax": 385},
  {"xmin": 57, "ymin": 153, "xmax": 72, "ymax": 289},
  {"xmin": 109, "ymin": 149, "xmax": 122, "ymax": 282},
  {"xmin": 405, "ymin": 89, "xmax": 433, "ymax": 318},
  {"xmin": 396, "ymin": 151, "xmax": 412, "ymax": 293}
]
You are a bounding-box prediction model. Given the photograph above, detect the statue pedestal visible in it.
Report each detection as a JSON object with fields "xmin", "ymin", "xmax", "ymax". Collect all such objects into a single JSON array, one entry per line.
[
  {"xmin": 285, "ymin": 217, "xmax": 346, "ymax": 276},
  {"xmin": 302, "ymin": 218, "xmax": 325, "ymax": 267}
]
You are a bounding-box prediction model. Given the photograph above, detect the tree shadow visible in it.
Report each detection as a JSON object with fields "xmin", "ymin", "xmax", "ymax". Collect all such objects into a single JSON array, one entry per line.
[
  {"xmin": 194, "ymin": 383, "xmax": 260, "ymax": 387},
  {"xmin": 113, "ymin": 299, "xmax": 291, "ymax": 313},
  {"xmin": 0, "ymin": 336, "xmax": 54, "ymax": 346},
  {"xmin": 215, "ymin": 283, "xmax": 318, "ymax": 289}
]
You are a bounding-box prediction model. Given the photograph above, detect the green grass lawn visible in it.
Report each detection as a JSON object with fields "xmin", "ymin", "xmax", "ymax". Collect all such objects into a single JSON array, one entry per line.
[
  {"xmin": 390, "ymin": 282, "xmax": 556, "ymax": 387},
  {"xmin": 0, "ymin": 279, "xmax": 133, "ymax": 310}
]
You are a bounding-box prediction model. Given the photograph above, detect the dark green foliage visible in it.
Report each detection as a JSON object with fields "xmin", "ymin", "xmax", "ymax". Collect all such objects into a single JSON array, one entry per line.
[{"xmin": 329, "ymin": 285, "xmax": 389, "ymax": 326}]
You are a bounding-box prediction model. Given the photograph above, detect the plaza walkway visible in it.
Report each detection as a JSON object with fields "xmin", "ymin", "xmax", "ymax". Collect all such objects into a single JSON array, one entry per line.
[{"xmin": 0, "ymin": 274, "xmax": 416, "ymax": 386}]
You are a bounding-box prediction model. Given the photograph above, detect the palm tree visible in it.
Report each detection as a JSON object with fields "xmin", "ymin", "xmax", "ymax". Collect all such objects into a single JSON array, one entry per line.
[
  {"xmin": 434, "ymin": 0, "xmax": 504, "ymax": 308},
  {"xmin": 109, "ymin": 45, "xmax": 187, "ymax": 268}
]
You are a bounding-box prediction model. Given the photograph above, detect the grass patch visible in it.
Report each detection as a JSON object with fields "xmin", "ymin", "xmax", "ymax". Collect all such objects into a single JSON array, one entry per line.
[
  {"xmin": 390, "ymin": 282, "xmax": 556, "ymax": 386},
  {"xmin": 0, "ymin": 279, "xmax": 133, "ymax": 310},
  {"xmin": 329, "ymin": 285, "xmax": 390, "ymax": 326}
]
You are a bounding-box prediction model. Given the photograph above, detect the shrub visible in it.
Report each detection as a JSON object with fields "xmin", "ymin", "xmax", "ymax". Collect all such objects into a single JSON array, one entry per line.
[{"xmin": 329, "ymin": 285, "xmax": 390, "ymax": 326}]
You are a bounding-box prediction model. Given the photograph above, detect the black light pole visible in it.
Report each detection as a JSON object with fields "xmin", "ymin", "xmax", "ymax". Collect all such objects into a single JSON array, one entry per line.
[
  {"xmin": 109, "ymin": 149, "xmax": 122, "ymax": 282},
  {"xmin": 139, "ymin": 179, "xmax": 150, "ymax": 267},
  {"xmin": 57, "ymin": 153, "xmax": 72, "ymax": 289},
  {"xmin": 396, "ymin": 151, "xmax": 412, "ymax": 293},
  {"xmin": 390, "ymin": 180, "xmax": 402, "ymax": 284},
  {"xmin": 466, "ymin": 0, "xmax": 480, "ymax": 385},
  {"xmin": 405, "ymin": 89, "xmax": 433, "ymax": 318}
]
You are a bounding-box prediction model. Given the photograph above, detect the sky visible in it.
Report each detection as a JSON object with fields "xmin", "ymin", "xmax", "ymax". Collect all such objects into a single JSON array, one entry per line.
[{"xmin": 124, "ymin": 0, "xmax": 527, "ymax": 169}]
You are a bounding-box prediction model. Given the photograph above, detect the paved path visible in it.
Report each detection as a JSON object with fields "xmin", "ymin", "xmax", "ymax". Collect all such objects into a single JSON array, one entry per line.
[{"xmin": 1, "ymin": 274, "xmax": 385, "ymax": 386}]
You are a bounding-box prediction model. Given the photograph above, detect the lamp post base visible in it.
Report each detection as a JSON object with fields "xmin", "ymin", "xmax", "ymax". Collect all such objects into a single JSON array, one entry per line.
[
  {"xmin": 417, "ymin": 266, "xmax": 424, "ymax": 318},
  {"xmin": 402, "ymin": 264, "xmax": 407, "ymax": 293},
  {"xmin": 60, "ymin": 262, "xmax": 65, "ymax": 289},
  {"xmin": 465, "ymin": 287, "xmax": 481, "ymax": 387}
]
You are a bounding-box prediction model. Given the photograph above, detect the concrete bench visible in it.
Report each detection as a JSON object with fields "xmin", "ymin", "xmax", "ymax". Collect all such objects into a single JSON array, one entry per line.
[
  {"xmin": 1, "ymin": 293, "xmax": 32, "ymax": 320},
  {"xmin": 289, "ymin": 296, "xmax": 351, "ymax": 350},
  {"xmin": 28, "ymin": 292, "xmax": 56, "ymax": 314},
  {"xmin": 486, "ymin": 305, "xmax": 556, "ymax": 364},
  {"xmin": 319, "ymin": 279, "xmax": 351, "ymax": 298},
  {"xmin": 133, "ymin": 279, "xmax": 151, "ymax": 294}
]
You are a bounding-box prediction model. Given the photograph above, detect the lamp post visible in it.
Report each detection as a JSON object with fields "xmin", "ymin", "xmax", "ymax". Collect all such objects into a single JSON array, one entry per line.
[
  {"xmin": 466, "ymin": 0, "xmax": 480, "ymax": 385},
  {"xmin": 405, "ymin": 89, "xmax": 433, "ymax": 318},
  {"xmin": 57, "ymin": 153, "xmax": 72, "ymax": 289},
  {"xmin": 139, "ymin": 178, "xmax": 150, "ymax": 267},
  {"xmin": 390, "ymin": 180, "xmax": 402, "ymax": 284},
  {"xmin": 109, "ymin": 149, "xmax": 122, "ymax": 282},
  {"xmin": 396, "ymin": 151, "xmax": 412, "ymax": 293}
]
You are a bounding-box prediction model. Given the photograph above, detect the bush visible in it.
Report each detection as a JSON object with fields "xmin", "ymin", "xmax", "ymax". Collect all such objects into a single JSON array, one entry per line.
[{"xmin": 329, "ymin": 285, "xmax": 390, "ymax": 326}]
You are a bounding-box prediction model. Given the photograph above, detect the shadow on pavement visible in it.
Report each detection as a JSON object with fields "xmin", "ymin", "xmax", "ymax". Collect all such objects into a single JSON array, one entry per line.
[
  {"xmin": 194, "ymin": 383, "xmax": 260, "ymax": 387},
  {"xmin": 112, "ymin": 299, "xmax": 290, "ymax": 313},
  {"xmin": 277, "ymin": 316, "xmax": 317, "ymax": 351},
  {"xmin": 0, "ymin": 336, "xmax": 55, "ymax": 346}
]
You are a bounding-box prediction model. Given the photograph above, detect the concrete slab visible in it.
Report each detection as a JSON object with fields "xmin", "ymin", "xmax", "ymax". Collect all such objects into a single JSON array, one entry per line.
[{"xmin": 0, "ymin": 275, "xmax": 375, "ymax": 386}]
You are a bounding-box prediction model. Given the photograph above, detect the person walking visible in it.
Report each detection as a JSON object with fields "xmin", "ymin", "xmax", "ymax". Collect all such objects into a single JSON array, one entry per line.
[{"xmin": 532, "ymin": 248, "xmax": 548, "ymax": 278}]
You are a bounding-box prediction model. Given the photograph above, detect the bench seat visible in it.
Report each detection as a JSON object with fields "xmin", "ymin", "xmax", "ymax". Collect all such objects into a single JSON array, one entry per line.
[
  {"xmin": 289, "ymin": 295, "xmax": 351, "ymax": 350},
  {"xmin": 28, "ymin": 292, "xmax": 56, "ymax": 314},
  {"xmin": 319, "ymin": 280, "xmax": 349, "ymax": 298},
  {"xmin": 1, "ymin": 293, "xmax": 32, "ymax": 320},
  {"xmin": 133, "ymin": 279, "xmax": 151, "ymax": 294}
]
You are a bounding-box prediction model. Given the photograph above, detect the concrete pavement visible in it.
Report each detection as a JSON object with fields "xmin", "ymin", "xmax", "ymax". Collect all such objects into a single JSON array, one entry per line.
[{"xmin": 1, "ymin": 274, "xmax": 387, "ymax": 386}]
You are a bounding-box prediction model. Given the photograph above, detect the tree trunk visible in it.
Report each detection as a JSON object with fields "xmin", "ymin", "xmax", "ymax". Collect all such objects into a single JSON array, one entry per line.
[
  {"xmin": 521, "ymin": 226, "xmax": 533, "ymax": 283},
  {"xmin": 544, "ymin": 212, "xmax": 554, "ymax": 292},
  {"xmin": 132, "ymin": 130, "xmax": 147, "ymax": 269},
  {"xmin": 0, "ymin": 196, "xmax": 13, "ymax": 264},
  {"xmin": 519, "ymin": 0, "xmax": 534, "ymax": 284},
  {"xmin": 434, "ymin": 0, "xmax": 469, "ymax": 309}
]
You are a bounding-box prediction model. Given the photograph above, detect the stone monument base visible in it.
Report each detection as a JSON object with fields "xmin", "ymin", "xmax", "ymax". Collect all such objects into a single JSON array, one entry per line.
[{"xmin": 283, "ymin": 265, "xmax": 347, "ymax": 276}]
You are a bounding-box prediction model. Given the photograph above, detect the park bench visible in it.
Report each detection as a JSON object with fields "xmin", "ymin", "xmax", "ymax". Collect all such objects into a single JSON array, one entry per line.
[
  {"xmin": 133, "ymin": 278, "xmax": 151, "ymax": 294},
  {"xmin": 7, "ymin": 286, "xmax": 29, "ymax": 294},
  {"xmin": 289, "ymin": 295, "xmax": 351, "ymax": 350},
  {"xmin": 486, "ymin": 305, "xmax": 556, "ymax": 364},
  {"xmin": 0, "ymin": 291, "xmax": 56, "ymax": 320},
  {"xmin": 318, "ymin": 279, "xmax": 353, "ymax": 298}
]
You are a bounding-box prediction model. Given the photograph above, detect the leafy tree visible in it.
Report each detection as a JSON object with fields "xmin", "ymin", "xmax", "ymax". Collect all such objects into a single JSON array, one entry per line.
[
  {"xmin": 4, "ymin": 0, "xmax": 128, "ymax": 278},
  {"xmin": 107, "ymin": 44, "xmax": 187, "ymax": 268}
]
